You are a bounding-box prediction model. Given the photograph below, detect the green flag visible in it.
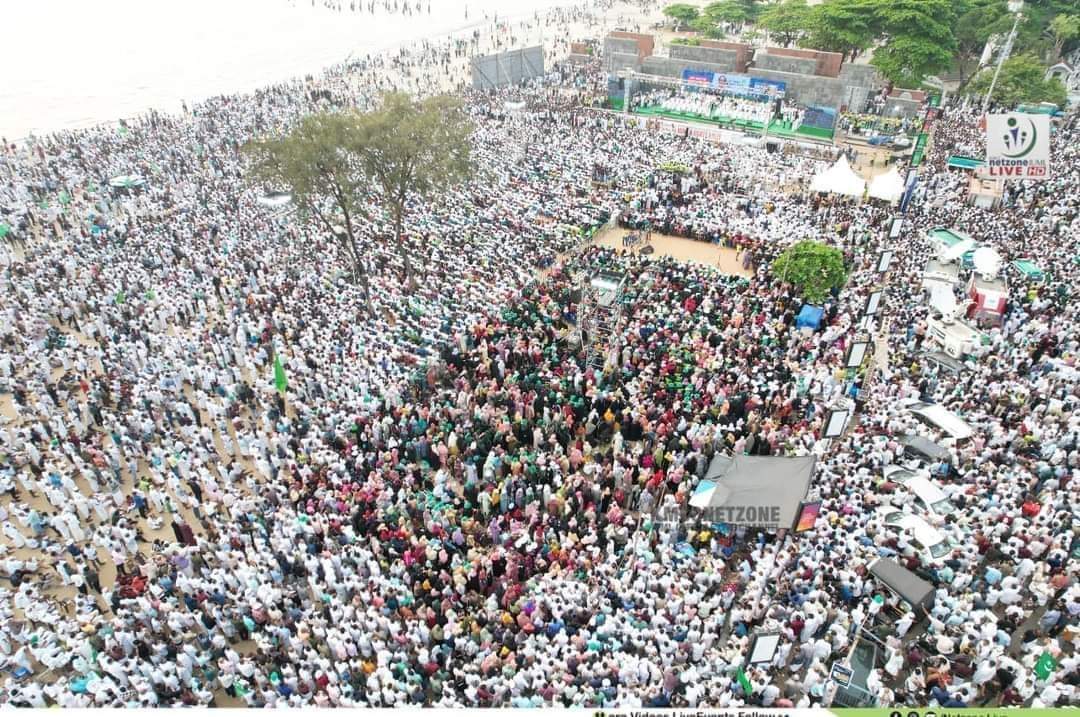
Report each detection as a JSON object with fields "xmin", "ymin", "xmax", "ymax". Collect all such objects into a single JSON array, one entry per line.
[
  {"xmin": 1035, "ymin": 651, "xmax": 1057, "ymax": 681},
  {"xmin": 736, "ymin": 667, "xmax": 752, "ymax": 696},
  {"xmin": 115, "ymin": 290, "xmax": 126, "ymax": 305},
  {"xmin": 273, "ymin": 354, "xmax": 288, "ymax": 395}
]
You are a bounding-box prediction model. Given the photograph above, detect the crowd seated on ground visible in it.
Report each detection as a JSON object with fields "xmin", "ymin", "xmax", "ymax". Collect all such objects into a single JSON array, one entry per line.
[{"xmin": 0, "ymin": 10, "xmax": 1078, "ymax": 709}]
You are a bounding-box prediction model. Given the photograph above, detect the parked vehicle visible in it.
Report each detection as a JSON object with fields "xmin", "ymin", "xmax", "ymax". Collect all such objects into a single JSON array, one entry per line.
[
  {"xmin": 902, "ymin": 399, "xmax": 974, "ymax": 441},
  {"xmin": 881, "ymin": 465, "xmax": 957, "ymax": 519},
  {"xmin": 874, "ymin": 506, "xmax": 955, "ymax": 566}
]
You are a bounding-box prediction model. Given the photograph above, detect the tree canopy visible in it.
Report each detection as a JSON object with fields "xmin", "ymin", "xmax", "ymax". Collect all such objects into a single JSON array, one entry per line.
[
  {"xmin": 1047, "ymin": 13, "xmax": 1080, "ymax": 60},
  {"xmin": 786, "ymin": 0, "xmax": 1076, "ymax": 90},
  {"xmin": 870, "ymin": 0, "xmax": 959, "ymax": 86},
  {"xmin": 663, "ymin": 3, "xmax": 700, "ymax": 29},
  {"xmin": 967, "ymin": 53, "xmax": 1068, "ymax": 107},
  {"xmin": 243, "ymin": 92, "xmax": 474, "ymax": 299},
  {"xmin": 354, "ymin": 92, "xmax": 474, "ymax": 281},
  {"xmin": 952, "ymin": 0, "xmax": 1015, "ymax": 90},
  {"xmin": 245, "ymin": 112, "xmax": 374, "ymax": 307},
  {"xmin": 801, "ymin": 0, "xmax": 880, "ymax": 61},
  {"xmin": 758, "ymin": 0, "xmax": 813, "ymax": 47},
  {"xmin": 771, "ymin": 241, "xmax": 848, "ymax": 304}
]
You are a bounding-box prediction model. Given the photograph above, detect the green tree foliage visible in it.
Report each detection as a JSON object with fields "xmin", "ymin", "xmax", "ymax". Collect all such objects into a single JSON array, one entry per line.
[
  {"xmin": 967, "ymin": 54, "xmax": 1068, "ymax": 107},
  {"xmin": 758, "ymin": 0, "xmax": 812, "ymax": 47},
  {"xmin": 801, "ymin": 0, "xmax": 880, "ymax": 61},
  {"xmin": 690, "ymin": 14, "xmax": 727, "ymax": 38},
  {"xmin": 663, "ymin": 3, "xmax": 700, "ymax": 29},
  {"xmin": 354, "ymin": 93, "xmax": 474, "ymax": 282},
  {"xmin": 952, "ymin": 0, "xmax": 1015, "ymax": 90},
  {"xmin": 871, "ymin": 0, "xmax": 958, "ymax": 86},
  {"xmin": 245, "ymin": 112, "xmax": 374, "ymax": 307},
  {"xmin": 771, "ymin": 241, "xmax": 848, "ymax": 304},
  {"xmin": 702, "ymin": 0, "xmax": 761, "ymax": 27},
  {"xmin": 1047, "ymin": 14, "xmax": 1080, "ymax": 59}
]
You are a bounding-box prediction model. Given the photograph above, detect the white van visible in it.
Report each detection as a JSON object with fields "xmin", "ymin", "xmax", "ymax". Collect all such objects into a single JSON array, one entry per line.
[
  {"xmin": 874, "ymin": 506, "xmax": 955, "ymax": 567},
  {"xmin": 902, "ymin": 400, "xmax": 974, "ymax": 441},
  {"xmin": 881, "ymin": 465, "xmax": 957, "ymax": 519}
]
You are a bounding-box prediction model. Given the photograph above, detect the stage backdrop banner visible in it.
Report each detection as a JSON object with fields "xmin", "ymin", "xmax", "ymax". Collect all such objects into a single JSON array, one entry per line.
[
  {"xmin": 985, "ymin": 113, "xmax": 1050, "ymax": 180},
  {"xmin": 679, "ymin": 70, "xmax": 786, "ymax": 98}
]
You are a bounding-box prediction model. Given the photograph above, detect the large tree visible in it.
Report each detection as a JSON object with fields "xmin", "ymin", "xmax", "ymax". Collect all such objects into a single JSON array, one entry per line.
[
  {"xmin": 245, "ymin": 112, "xmax": 373, "ymax": 308},
  {"xmin": 802, "ymin": 0, "xmax": 881, "ymax": 61},
  {"xmin": 967, "ymin": 54, "xmax": 1068, "ymax": 106},
  {"xmin": 355, "ymin": 92, "xmax": 474, "ymax": 283},
  {"xmin": 702, "ymin": 0, "xmax": 761, "ymax": 27},
  {"xmin": 663, "ymin": 3, "xmax": 700, "ymax": 29},
  {"xmin": 871, "ymin": 0, "xmax": 959, "ymax": 86},
  {"xmin": 1047, "ymin": 14, "xmax": 1080, "ymax": 60},
  {"xmin": 771, "ymin": 241, "xmax": 848, "ymax": 304},
  {"xmin": 951, "ymin": 0, "xmax": 1015, "ymax": 91},
  {"xmin": 758, "ymin": 0, "xmax": 813, "ymax": 47}
]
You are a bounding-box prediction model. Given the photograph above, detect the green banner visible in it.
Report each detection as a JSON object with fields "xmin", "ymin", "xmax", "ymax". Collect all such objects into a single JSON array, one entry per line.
[{"xmin": 833, "ymin": 710, "xmax": 1065, "ymax": 717}]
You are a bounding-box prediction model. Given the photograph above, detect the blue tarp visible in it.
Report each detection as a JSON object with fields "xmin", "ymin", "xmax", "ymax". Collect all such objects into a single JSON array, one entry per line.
[{"xmin": 796, "ymin": 304, "xmax": 824, "ymax": 330}]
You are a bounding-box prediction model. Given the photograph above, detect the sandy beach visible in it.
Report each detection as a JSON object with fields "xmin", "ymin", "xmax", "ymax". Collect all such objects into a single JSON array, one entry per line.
[{"xmin": 1, "ymin": 0, "xmax": 662, "ymax": 141}]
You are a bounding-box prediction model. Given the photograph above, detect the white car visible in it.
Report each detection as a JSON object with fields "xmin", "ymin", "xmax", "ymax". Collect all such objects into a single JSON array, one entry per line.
[
  {"xmin": 882, "ymin": 465, "xmax": 957, "ymax": 519},
  {"xmin": 901, "ymin": 399, "xmax": 975, "ymax": 441},
  {"xmin": 874, "ymin": 505, "xmax": 955, "ymax": 566}
]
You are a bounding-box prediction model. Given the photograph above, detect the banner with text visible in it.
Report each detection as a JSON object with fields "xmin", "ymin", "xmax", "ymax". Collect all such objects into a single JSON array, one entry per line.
[
  {"xmin": 984, "ymin": 113, "xmax": 1051, "ymax": 180},
  {"xmin": 680, "ymin": 70, "xmax": 786, "ymax": 98}
]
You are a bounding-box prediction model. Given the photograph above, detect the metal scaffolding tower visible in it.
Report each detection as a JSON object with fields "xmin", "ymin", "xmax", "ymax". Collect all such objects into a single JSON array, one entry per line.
[{"xmin": 578, "ymin": 269, "xmax": 627, "ymax": 372}]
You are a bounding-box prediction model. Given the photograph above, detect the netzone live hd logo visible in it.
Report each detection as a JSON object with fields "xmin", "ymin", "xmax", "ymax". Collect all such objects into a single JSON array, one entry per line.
[
  {"xmin": 999, "ymin": 116, "xmax": 1038, "ymax": 158},
  {"xmin": 985, "ymin": 113, "xmax": 1050, "ymax": 180}
]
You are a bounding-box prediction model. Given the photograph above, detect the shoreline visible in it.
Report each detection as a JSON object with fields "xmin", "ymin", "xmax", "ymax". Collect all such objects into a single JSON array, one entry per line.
[{"xmin": 7, "ymin": 0, "xmax": 661, "ymax": 145}]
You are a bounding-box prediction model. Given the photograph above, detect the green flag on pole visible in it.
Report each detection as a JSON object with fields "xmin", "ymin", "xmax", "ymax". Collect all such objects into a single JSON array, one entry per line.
[
  {"xmin": 736, "ymin": 667, "xmax": 752, "ymax": 696},
  {"xmin": 1035, "ymin": 651, "xmax": 1057, "ymax": 681},
  {"xmin": 273, "ymin": 354, "xmax": 288, "ymax": 395}
]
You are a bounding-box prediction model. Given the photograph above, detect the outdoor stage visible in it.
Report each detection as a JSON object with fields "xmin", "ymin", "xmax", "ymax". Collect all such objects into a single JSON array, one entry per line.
[{"xmin": 591, "ymin": 226, "xmax": 753, "ymax": 277}]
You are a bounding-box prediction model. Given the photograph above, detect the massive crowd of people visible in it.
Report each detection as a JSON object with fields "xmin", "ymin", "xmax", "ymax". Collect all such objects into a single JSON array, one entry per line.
[{"xmin": 0, "ymin": 1, "xmax": 1077, "ymax": 708}]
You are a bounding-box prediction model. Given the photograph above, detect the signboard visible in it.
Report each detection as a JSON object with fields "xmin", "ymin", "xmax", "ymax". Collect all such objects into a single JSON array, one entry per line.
[
  {"xmin": 747, "ymin": 632, "xmax": 782, "ymax": 664},
  {"xmin": 679, "ymin": 70, "xmax": 786, "ymax": 98},
  {"xmin": 822, "ymin": 408, "xmax": 851, "ymax": 438},
  {"xmin": 793, "ymin": 501, "xmax": 822, "ymax": 533},
  {"xmin": 845, "ymin": 341, "xmax": 870, "ymax": 368},
  {"xmin": 830, "ymin": 662, "xmax": 854, "ymax": 687},
  {"xmin": 683, "ymin": 69, "xmax": 714, "ymax": 88},
  {"xmin": 985, "ymin": 113, "xmax": 1051, "ymax": 180},
  {"xmin": 864, "ymin": 290, "xmax": 883, "ymax": 316},
  {"xmin": 803, "ymin": 106, "xmax": 837, "ymax": 130}
]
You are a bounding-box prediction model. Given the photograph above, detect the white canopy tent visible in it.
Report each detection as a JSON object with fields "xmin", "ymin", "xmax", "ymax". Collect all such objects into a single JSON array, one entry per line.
[
  {"xmin": 810, "ymin": 155, "xmax": 866, "ymax": 197},
  {"xmin": 868, "ymin": 166, "xmax": 905, "ymax": 202}
]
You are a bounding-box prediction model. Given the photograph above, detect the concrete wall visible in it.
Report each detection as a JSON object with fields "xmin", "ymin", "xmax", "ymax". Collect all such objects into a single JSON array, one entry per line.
[
  {"xmin": 669, "ymin": 44, "xmax": 742, "ymax": 73},
  {"xmin": 753, "ymin": 50, "xmax": 818, "ymax": 77},
  {"xmin": 471, "ymin": 46, "xmax": 546, "ymax": 90},
  {"xmin": 700, "ymin": 40, "xmax": 752, "ymax": 72},
  {"xmin": 739, "ymin": 67, "xmax": 873, "ymax": 111},
  {"xmin": 602, "ymin": 32, "xmax": 885, "ymax": 111},
  {"xmin": 608, "ymin": 31, "xmax": 654, "ymax": 58},
  {"xmin": 838, "ymin": 63, "xmax": 878, "ymax": 85},
  {"xmin": 604, "ymin": 37, "xmax": 645, "ymax": 71},
  {"xmin": 884, "ymin": 97, "xmax": 923, "ymax": 118},
  {"xmin": 762, "ymin": 47, "xmax": 842, "ymax": 77},
  {"xmin": 607, "ymin": 51, "xmax": 642, "ymax": 73}
]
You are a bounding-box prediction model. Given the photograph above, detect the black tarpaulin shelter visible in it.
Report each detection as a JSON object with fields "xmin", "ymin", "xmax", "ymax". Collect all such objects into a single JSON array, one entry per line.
[
  {"xmin": 869, "ymin": 557, "xmax": 935, "ymax": 611},
  {"xmin": 898, "ymin": 434, "xmax": 950, "ymax": 463}
]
